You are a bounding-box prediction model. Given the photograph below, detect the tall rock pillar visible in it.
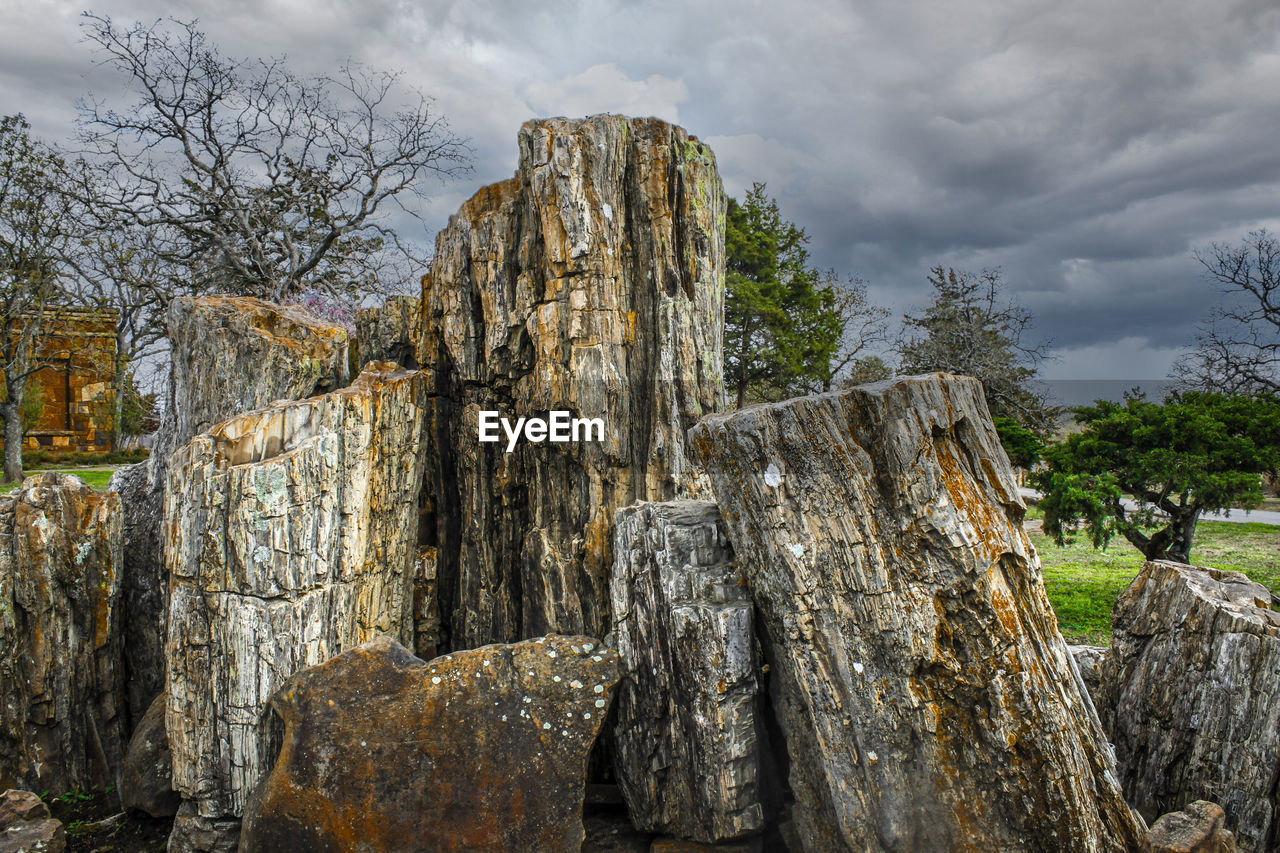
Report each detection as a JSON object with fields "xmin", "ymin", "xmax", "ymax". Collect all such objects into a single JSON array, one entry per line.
[
  {"xmin": 690, "ymin": 374, "xmax": 1147, "ymax": 852},
  {"xmin": 419, "ymin": 115, "xmax": 725, "ymax": 649}
]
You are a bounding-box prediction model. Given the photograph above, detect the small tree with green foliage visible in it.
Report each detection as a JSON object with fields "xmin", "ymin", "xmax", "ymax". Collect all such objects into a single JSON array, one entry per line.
[
  {"xmin": 1035, "ymin": 391, "xmax": 1280, "ymax": 563},
  {"xmin": 992, "ymin": 416, "xmax": 1044, "ymax": 470},
  {"xmin": 725, "ymin": 184, "xmax": 887, "ymax": 406}
]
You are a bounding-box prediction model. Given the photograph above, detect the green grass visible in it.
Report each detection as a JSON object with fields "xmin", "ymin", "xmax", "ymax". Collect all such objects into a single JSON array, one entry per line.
[
  {"xmin": 0, "ymin": 467, "xmax": 118, "ymax": 494},
  {"xmin": 1031, "ymin": 508, "xmax": 1280, "ymax": 646}
]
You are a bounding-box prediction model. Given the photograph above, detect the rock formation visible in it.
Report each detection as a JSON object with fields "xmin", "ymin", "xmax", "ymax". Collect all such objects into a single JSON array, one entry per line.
[
  {"xmin": 240, "ymin": 635, "xmax": 620, "ymax": 853},
  {"xmin": 412, "ymin": 547, "xmax": 442, "ymax": 660},
  {"xmin": 164, "ymin": 362, "xmax": 428, "ymax": 828},
  {"xmin": 689, "ymin": 374, "xmax": 1146, "ymax": 852},
  {"xmin": 610, "ymin": 501, "xmax": 764, "ymax": 842},
  {"xmin": 0, "ymin": 474, "xmax": 124, "ymax": 796},
  {"xmin": 0, "ymin": 790, "xmax": 64, "ymax": 853},
  {"xmin": 1069, "ymin": 644, "xmax": 1108, "ymax": 710},
  {"xmin": 120, "ymin": 694, "xmax": 179, "ymax": 818},
  {"xmin": 1101, "ymin": 561, "xmax": 1280, "ymax": 852},
  {"xmin": 418, "ymin": 114, "xmax": 726, "ymax": 650},
  {"xmin": 116, "ymin": 296, "xmax": 353, "ymax": 725},
  {"xmin": 108, "ymin": 461, "xmax": 164, "ymax": 726},
  {"xmin": 354, "ymin": 294, "xmax": 419, "ymax": 368},
  {"xmin": 1142, "ymin": 801, "xmax": 1237, "ymax": 853}
]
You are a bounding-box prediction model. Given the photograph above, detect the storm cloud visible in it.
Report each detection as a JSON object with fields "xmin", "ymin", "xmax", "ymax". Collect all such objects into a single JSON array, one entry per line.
[{"xmin": 4, "ymin": 0, "xmax": 1279, "ymax": 379}]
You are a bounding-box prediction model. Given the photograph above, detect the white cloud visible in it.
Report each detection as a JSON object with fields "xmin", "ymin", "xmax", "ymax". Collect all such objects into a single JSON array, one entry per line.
[{"xmin": 522, "ymin": 63, "xmax": 687, "ymax": 124}]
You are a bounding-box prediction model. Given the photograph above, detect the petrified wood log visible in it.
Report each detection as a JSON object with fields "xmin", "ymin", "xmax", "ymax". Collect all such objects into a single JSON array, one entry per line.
[
  {"xmin": 610, "ymin": 500, "xmax": 764, "ymax": 842},
  {"xmin": 116, "ymin": 296, "xmax": 352, "ymax": 726},
  {"xmin": 0, "ymin": 473, "xmax": 124, "ymax": 796},
  {"xmin": 689, "ymin": 373, "xmax": 1146, "ymax": 852},
  {"xmin": 239, "ymin": 635, "xmax": 620, "ymax": 853},
  {"xmin": 164, "ymin": 363, "xmax": 428, "ymax": 820},
  {"xmin": 354, "ymin": 294, "xmax": 419, "ymax": 368},
  {"xmin": 1101, "ymin": 561, "xmax": 1280, "ymax": 853},
  {"xmin": 418, "ymin": 114, "xmax": 725, "ymax": 650}
]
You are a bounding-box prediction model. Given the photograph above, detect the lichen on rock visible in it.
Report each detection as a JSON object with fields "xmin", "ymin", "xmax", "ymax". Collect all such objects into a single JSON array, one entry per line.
[{"xmin": 689, "ymin": 373, "xmax": 1146, "ymax": 852}]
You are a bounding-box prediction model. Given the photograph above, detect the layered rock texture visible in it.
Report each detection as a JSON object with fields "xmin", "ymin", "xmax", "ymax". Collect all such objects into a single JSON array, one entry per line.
[
  {"xmin": 418, "ymin": 114, "xmax": 726, "ymax": 650},
  {"xmin": 240, "ymin": 635, "xmax": 620, "ymax": 853},
  {"xmin": 689, "ymin": 374, "xmax": 1146, "ymax": 852},
  {"xmin": 610, "ymin": 501, "xmax": 763, "ymax": 842},
  {"xmin": 0, "ymin": 474, "xmax": 124, "ymax": 796},
  {"xmin": 1101, "ymin": 561, "xmax": 1280, "ymax": 852},
  {"xmin": 354, "ymin": 294, "xmax": 419, "ymax": 368},
  {"xmin": 118, "ymin": 296, "xmax": 353, "ymax": 724},
  {"xmin": 164, "ymin": 362, "xmax": 428, "ymax": 821}
]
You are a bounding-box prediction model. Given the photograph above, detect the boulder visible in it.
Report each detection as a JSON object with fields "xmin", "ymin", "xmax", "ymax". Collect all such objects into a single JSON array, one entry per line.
[
  {"xmin": 418, "ymin": 114, "xmax": 725, "ymax": 650},
  {"xmin": 120, "ymin": 694, "xmax": 179, "ymax": 817},
  {"xmin": 164, "ymin": 363, "xmax": 428, "ymax": 821},
  {"xmin": 116, "ymin": 296, "xmax": 352, "ymax": 726},
  {"xmin": 0, "ymin": 818, "xmax": 65, "ymax": 853},
  {"xmin": 0, "ymin": 791, "xmax": 49, "ymax": 826},
  {"xmin": 1101, "ymin": 561, "xmax": 1280, "ymax": 852},
  {"xmin": 689, "ymin": 374, "xmax": 1146, "ymax": 852},
  {"xmin": 610, "ymin": 501, "xmax": 764, "ymax": 841},
  {"xmin": 1142, "ymin": 801, "xmax": 1237, "ymax": 853},
  {"xmin": 239, "ymin": 635, "xmax": 620, "ymax": 853},
  {"xmin": 160, "ymin": 295, "xmax": 352, "ymax": 459},
  {"xmin": 0, "ymin": 474, "xmax": 125, "ymax": 795},
  {"xmin": 167, "ymin": 803, "xmax": 241, "ymax": 853}
]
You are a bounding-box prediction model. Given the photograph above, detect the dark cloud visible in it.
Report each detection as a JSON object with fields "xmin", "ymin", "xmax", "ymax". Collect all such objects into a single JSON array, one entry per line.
[{"xmin": 4, "ymin": 0, "xmax": 1279, "ymax": 378}]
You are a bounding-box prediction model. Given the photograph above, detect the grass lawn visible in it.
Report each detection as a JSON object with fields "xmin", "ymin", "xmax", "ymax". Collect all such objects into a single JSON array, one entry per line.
[
  {"xmin": 0, "ymin": 467, "xmax": 118, "ymax": 494},
  {"xmin": 1031, "ymin": 507, "xmax": 1280, "ymax": 646}
]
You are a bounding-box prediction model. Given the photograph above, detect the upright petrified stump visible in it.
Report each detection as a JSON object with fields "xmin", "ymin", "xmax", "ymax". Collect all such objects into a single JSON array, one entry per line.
[
  {"xmin": 419, "ymin": 114, "xmax": 725, "ymax": 650},
  {"xmin": 689, "ymin": 374, "xmax": 1146, "ymax": 853},
  {"xmin": 164, "ymin": 363, "xmax": 428, "ymax": 825},
  {"xmin": 1101, "ymin": 561, "xmax": 1280, "ymax": 853},
  {"xmin": 354, "ymin": 294, "xmax": 419, "ymax": 368},
  {"xmin": 116, "ymin": 296, "xmax": 352, "ymax": 725},
  {"xmin": 240, "ymin": 635, "xmax": 620, "ymax": 853},
  {"xmin": 610, "ymin": 501, "xmax": 764, "ymax": 842},
  {"xmin": 0, "ymin": 473, "xmax": 124, "ymax": 795}
]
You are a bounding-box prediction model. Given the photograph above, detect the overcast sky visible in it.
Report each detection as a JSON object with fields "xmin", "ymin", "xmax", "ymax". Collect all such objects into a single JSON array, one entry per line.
[{"xmin": 4, "ymin": 0, "xmax": 1280, "ymax": 381}]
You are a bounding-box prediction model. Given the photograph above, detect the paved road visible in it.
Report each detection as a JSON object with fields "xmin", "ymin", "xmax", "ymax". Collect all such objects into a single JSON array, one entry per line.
[{"xmin": 1017, "ymin": 488, "xmax": 1280, "ymax": 527}]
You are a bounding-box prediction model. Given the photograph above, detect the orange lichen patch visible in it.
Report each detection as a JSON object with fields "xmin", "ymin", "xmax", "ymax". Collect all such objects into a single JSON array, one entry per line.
[{"xmin": 461, "ymin": 177, "xmax": 519, "ymax": 220}]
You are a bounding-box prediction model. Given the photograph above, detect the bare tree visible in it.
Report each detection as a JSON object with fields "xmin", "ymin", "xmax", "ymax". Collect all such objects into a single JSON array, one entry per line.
[
  {"xmin": 1173, "ymin": 229, "xmax": 1280, "ymax": 395},
  {"xmin": 897, "ymin": 266, "xmax": 1057, "ymax": 432},
  {"xmin": 0, "ymin": 116, "xmax": 77, "ymax": 481},
  {"xmin": 77, "ymin": 14, "xmax": 471, "ymax": 302},
  {"xmin": 804, "ymin": 273, "xmax": 892, "ymax": 393}
]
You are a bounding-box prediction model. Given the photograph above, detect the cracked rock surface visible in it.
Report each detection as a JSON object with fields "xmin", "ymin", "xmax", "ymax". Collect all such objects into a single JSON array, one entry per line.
[
  {"xmin": 610, "ymin": 500, "xmax": 764, "ymax": 842},
  {"xmin": 1101, "ymin": 561, "xmax": 1280, "ymax": 852},
  {"xmin": 117, "ymin": 296, "xmax": 352, "ymax": 726},
  {"xmin": 690, "ymin": 373, "xmax": 1145, "ymax": 853},
  {"xmin": 164, "ymin": 363, "xmax": 428, "ymax": 821},
  {"xmin": 0, "ymin": 473, "xmax": 124, "ymax": 796},
  {"xmin": 418, "ymin": 114, "xmax": 725, "ymax": 650}
]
